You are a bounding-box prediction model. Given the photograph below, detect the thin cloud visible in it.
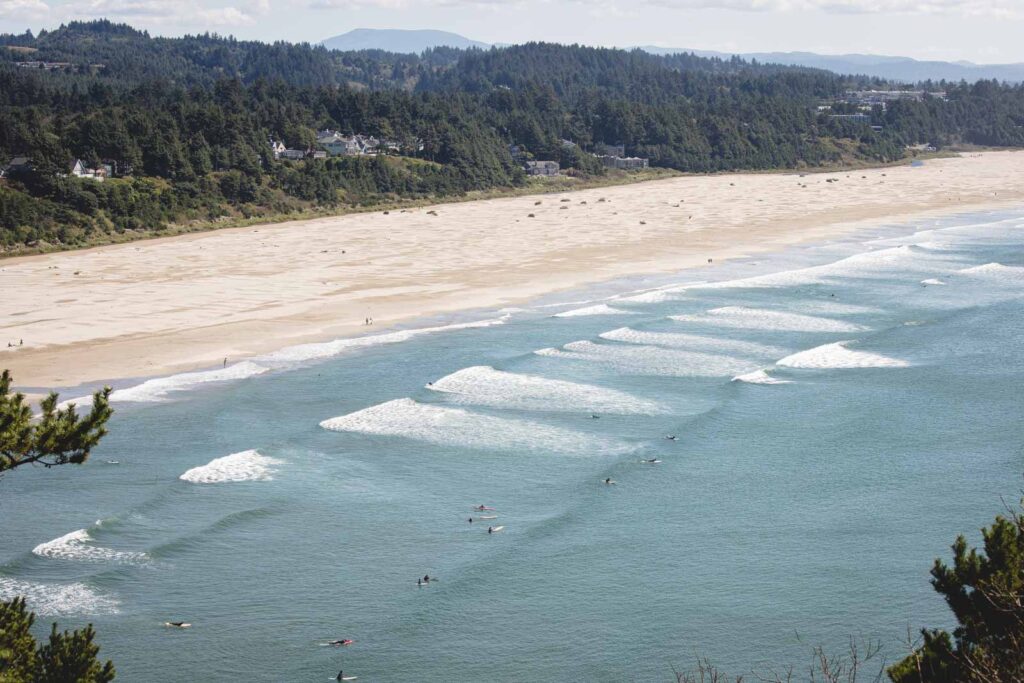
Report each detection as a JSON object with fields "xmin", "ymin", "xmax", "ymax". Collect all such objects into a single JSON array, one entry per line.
[
  {"xmin": 0, "ymin": 0, "xmax": 50, "ymax": 19},
  {"xmin": 68, "ymin": 0, "xmax": 269, "ymax": 25},
  {"xmin": 641, "ymin": 0, "xmax": 1021, "ymax": 17}
]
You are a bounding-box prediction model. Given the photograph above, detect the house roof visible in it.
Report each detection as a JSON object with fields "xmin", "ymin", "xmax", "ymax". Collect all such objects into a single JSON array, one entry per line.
[{"xmin": 5, "ymin": 156, "xmax": 31, "ymax": 168}]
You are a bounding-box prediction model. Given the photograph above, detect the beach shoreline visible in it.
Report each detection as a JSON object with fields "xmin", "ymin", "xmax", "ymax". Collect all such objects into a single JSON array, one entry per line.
[{"xmin": 4, "ymin": 150, "xmax": 1023, "ymax": 393}]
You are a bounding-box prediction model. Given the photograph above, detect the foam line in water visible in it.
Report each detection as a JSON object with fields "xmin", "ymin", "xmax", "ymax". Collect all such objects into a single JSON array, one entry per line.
[
  {"xmin": 613, "ymin": 286, "xmax": 690, "ymax": 304},
  {"xmin": 180, "ymin": 449, "xmax": 283, "ymax": 484},
  {"xmin": 56, "ymin": 361, "xmax": 270, "ymax": 408},
  {"xmin": 32, "ymin": 529, "xmax": 148, "ymax": 565},
  {"xmin": 777, "ymin": 341, "xmax": 909, "ymax": 369},
  {"xmin": 599, "ymin": 327, "xmax": 788, "ymax": 357},
  {"xmin": 0, "ymin": 577, "xmax": 119, "ymax": 616},
  {"xmin": 554, "ymin": 304, "xmax": 634, "ymax": 317},
  {"xmin": 920, "ymin": 278, "xmax": 946, "ymax": 286},
  {"xmin": 428, "ymin": 365, "xmax": 668, "ymax": 414},
  {"xmin": 321, "ymin": 398, "xmax": 627, "ymax": 455},
  {"xmin": 670, "ymin": 306, "xmax": 867, "ymax": 332},
  {"xmin": 536, "ymin": 340, "xmax": 758, "ymax": 377},
  {"xmin": 732, "ymin": 369, "xmax": 792, "ymax": 385},
  {"xmin": 692, "ymin": 244, "xmax": 961, "ymax": 289},
  {"xmin": 56, "ymin": 316, "xmax": 509, "ymax": 409}
]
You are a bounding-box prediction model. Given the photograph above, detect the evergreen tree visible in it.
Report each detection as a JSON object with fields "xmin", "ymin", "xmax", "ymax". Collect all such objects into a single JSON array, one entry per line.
[
  {"xmin": 888, "ymin": 503, "xmax": 1024, "ymax": 682},
  {"xmin": 0, "ymin": 370, "xmax": 112, "ymax": 473},
  {"xmin": 0, "ymin": 598, "xmax": 115, "ymax": 682}
]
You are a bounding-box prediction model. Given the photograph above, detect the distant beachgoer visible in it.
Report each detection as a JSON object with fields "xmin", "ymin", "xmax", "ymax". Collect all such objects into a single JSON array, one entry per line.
[{"xmin": 19, "ymin": 339, "xmax": 22, "ymax": 346}]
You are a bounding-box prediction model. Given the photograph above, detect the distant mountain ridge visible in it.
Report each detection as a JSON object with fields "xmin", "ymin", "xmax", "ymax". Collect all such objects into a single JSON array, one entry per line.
[
  {"xmin": 322, "ymin": 29, "xmax": 488, "ymax": 53},
  {"xmin": 319, "ymin": 29, "xmax": 1024, "ymax": 82},
  {"xmin": 639, "ymin": 46, "xmax": 1024, "ymax": 83}
]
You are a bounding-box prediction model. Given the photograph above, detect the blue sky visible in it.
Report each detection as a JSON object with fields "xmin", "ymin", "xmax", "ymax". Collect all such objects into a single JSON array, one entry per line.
[{"xmin": 1, "ymin": 0, "xmax": 1022, "ymax": 63}]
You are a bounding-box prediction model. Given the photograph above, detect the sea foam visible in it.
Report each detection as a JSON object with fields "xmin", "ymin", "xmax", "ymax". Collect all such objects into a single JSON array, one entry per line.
[
  {"xmin": 670, "ymin": 306, "xmax": 867, "ymax": 333},
  {"xmin": 0, "ymin": 577, "xmax": 119, "ymax": 616},
  {"xmin": 428, "ymin": 365, "xmax": 667, "ymax": 414},
  {"xmin": 731, "ymin": 369, "xmax": 792, "ymax": 385},
  {"xmin": 321, "ymin": 398, "xmax": 627, "ymax": 455},
  {"xmin": 554, "ymin": 304, "xmax": 634, "ymax": 317},
  {"xmin": 260, "ymin": 316, "xmax": 507, "ymax": 363},
  {"xmin": 777, "ymin": 342, "xmax": 909, "ymax": 369},
  {"xmin": 32, "ymin": 529, "xmax": 148, "ymax": 565},
  {"xmin": 957, "ymin": 263, "xmax": 1024, "ymax": 285},
  {"xmin": 535, "ymin": 340, "xmax": 758, "ymax": 377},
  {"xmin": 180, "ymin": 449, "xmax": 283, "ymax": 484},
  {"xmin": 598, "ymin": 327, "xmax": 787, "ymax": 357}
]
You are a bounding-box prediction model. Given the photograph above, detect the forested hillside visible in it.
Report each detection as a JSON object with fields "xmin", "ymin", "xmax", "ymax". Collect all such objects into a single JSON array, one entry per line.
[{"xmin": 2, "ymin": 21, "xmax": 1023, "ymax": 253}]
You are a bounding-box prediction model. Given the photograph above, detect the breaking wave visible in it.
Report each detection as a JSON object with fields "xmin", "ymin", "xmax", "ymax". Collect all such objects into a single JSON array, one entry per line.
[
  {"xmin": 320, "ymin": 398, "xmax": 628, "ymax": 455},
  {"xmin": 180, "ymin": 449, "xmax": 283, "ymax": 484},
  {"xmin": 670, "ymin": 306, "xmax": 867, "ymax": 333},
  {"xmin": 777, "ymin": 342, "xmax": 909, "ymax": 369},
  {"xmin": 731, "ymin": 369, "xmax": 792, "ymax": 385},
  {"xmin": 0, "ymin": 577, "xmax": 119, "ymax": 616},
  {"xmin": 535, "ymin": 340, "xmax": 758, "ymax": 377},
  {"xmin": 428, "ymin": 365, "xmax": 667, "ymax": 414},
  {"xmin": 598, "ymin": 327, "xmax": 787, "ymax": 357},
  {"xmin": 554, "ymin": 304, "xmax": 634, "ymax": 317},
  {"xmin": 957, "ymin": 263, "xmax": 1024, "ymax": 285},
  {"xmin": 32, "ymin": 529, "xmax": 148, "ymax": 565}
]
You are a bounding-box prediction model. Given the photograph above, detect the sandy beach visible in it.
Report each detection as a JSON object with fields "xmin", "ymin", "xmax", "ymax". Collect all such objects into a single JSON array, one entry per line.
[{"xmin": 2, "ymin": 150, "xmax": 1022, "ymax": 392}]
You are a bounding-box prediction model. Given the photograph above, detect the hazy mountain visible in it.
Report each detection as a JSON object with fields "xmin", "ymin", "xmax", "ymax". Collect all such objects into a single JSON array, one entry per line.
[
  {"xmin": 322, "ymin": 29, "xmax": 489, "ymax": 53},
  {"xmin": 639, "ymin": 46, "xmax": 1024, "ymax": 83}
]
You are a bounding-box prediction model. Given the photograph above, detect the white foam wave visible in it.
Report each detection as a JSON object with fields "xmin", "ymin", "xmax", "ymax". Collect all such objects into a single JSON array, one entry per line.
[
  {"xmin": 554, "ymin": 304, "xmax": 634, "ymax": 317},
  {"xmin": 613, "ymin": 287, "xmax": 689, "ymax": 304},
  {"xmin": 260, "ymin": 316, "xmax": 507, "ymax": 363},
  {"xmin": 32, "ymin": 529, "xmax": 148, "ymax": 565},
  {"xmin": 693, "ymin": 245, "xmax": 959, "ymax": 289},
  {"xmin": 957, "ymin": 263, "xmax": 1024, "ymax": 285},
  {"xmin": 777, "ymin": 342, "xmax": 909, "ymax": 369},
  {"xmin": 321, "ymin": 398, "xmax": 626, "ymax": 455},
  {"xmin": 920, "ymin": 278, "xmax": 947, "ymax": 286},
  {"xmin": 599, "ymin": 327, "xmax": 787, "ymax": 357},
  {"xmin": 428, "ymin": 366, "xmax": 667, "ymax": 414},
  {"xmin": 180, "ymin": 449, "xmax": 283, "ymax": 484},
  {"xmin": 670, "ymin": 306, "xmax": 867, "ymax": 333},
  {"xmin": 732, "ymin": 369, "xmax": 792, "ymax": 385},
  {"xmin": 535, "ymin": 340, "xmax": 758, "ymax": 377},
  {"xmin": 0, "ymin": 577, "xmax": 119, "ymax": 616},
  {"xmin": 783, "ymin": 300, "xmax": 883, "ymax": 315},
  {"xmin": 112, "ymin": 361, "xmax": 269, "ymax": 403}
]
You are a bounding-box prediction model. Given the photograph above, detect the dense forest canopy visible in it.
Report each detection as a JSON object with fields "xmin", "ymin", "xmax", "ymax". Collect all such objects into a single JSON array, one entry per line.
[{"xmin": 1, "ymin": 21, "xmax": 1023, "ymax": 253}]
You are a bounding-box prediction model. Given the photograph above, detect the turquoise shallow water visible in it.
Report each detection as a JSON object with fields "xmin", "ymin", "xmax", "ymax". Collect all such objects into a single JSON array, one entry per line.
[{"xmin": 2, "ymin": 208, "xmax": 1024, "ymax": 681}]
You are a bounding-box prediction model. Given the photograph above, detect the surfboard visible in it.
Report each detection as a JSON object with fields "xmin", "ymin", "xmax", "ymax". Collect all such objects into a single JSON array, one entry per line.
[
  {"xmin": 488, "ymin": 526, "xmax": 505, "ymax": 532},
  {"xmin": 478, "ymin": 515, "xmax": 497, "ymax": 520}
]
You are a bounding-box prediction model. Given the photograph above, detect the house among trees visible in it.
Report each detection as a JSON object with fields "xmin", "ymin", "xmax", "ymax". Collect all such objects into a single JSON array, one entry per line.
[
  {"xmin": 1, "ymin": 156, "xmax": 32, "ymax": 178},
  {"xmin": 68, "ymin": 159, "xmax": 109, "ymax": 181},
  {"xmin": 594, "ymin": 142, "xmax": 626, "ymax": 157},
  {"xmin": 596, "ymin": 155, "xmax": 649, "ymax": 170},
  {"xmin": 525, "ymin": 160, "xmax": 560, "ymax": 176},
  {"xmin": 315, "ymin": 130, "xmax": 406, "ymax": 157}
]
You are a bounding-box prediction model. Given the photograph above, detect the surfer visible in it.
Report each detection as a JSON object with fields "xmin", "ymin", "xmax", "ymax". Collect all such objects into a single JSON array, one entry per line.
[
  {"xmin": 423, "ymin": 575, "xmax": 430, "ymax": 583},
  {"xmin": 329, "ymin": 639, "xmax": 353, "ymax": 646},
  {"xmin": 591, "ymin": 414, "xmax": 600, "ymax": 419},
  {"xmin": 604, "ymin": 478, "xmax": 615, "ymax": 485},
  {"xmin": 336, "ymin": 670, "xmax": 344, "ymax": 681},
  {"xmin": 468, "ymin": 517, "xmax": 473, "ymax": 523},
  {"xmin": 417, "ymin": 578, "xmax": 422, "ymax": 587},
  {"xmin": 165, "ymin": 621, "xmax": 191, "ymax": 628},
  {"xmin": 488, "ymin": 526, "xmax": 493, "ymax": 534},
  {"xmin": 665, "ymin": 435, "xmax": 677, "ymax": 441},
  {"xmin": 645, "ymin": 458, "xmax": 659, "ymax": 463}
]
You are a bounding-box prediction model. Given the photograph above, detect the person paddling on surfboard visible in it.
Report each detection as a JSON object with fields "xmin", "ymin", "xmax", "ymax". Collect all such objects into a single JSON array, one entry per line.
[{"xmin": 488, "ymin": 526, "xmax": 493, "ymax": 534}]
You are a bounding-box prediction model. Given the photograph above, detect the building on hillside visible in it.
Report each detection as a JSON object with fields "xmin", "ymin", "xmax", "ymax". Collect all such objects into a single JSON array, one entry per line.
[
  {"xmin": 69, "ymin": 158, "xmax": 106, "ymax": 181},
  {"xmin": 596, "ymin": 155, "xmax": 649, "ymax": 170},
  {"xmin": 594, "ymin": 143, "xmax": 626, "ymax": 157},
  {"xmin": 270, "ymin": 139, "xmax": 287, "ymax": 159},
  {"xmin": 828, "ymin": 113, "xmax": 872, "ymax": 124},
  {"xmin": 524, "ymin": 160, "xmax": 560, "ymax": 176},
  {"xmin": 279, "ymin": 148, "xmax": 308, "ymax": 161},
  {"xmin": 1, "ymin": 156, "xmax": 32, "ymax": 178}
]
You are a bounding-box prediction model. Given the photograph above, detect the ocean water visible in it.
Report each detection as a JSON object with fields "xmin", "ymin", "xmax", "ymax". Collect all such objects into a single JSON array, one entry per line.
[{"xmin": 2, "ymin": 208, "xmax": 1024, "ymax": 681}]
